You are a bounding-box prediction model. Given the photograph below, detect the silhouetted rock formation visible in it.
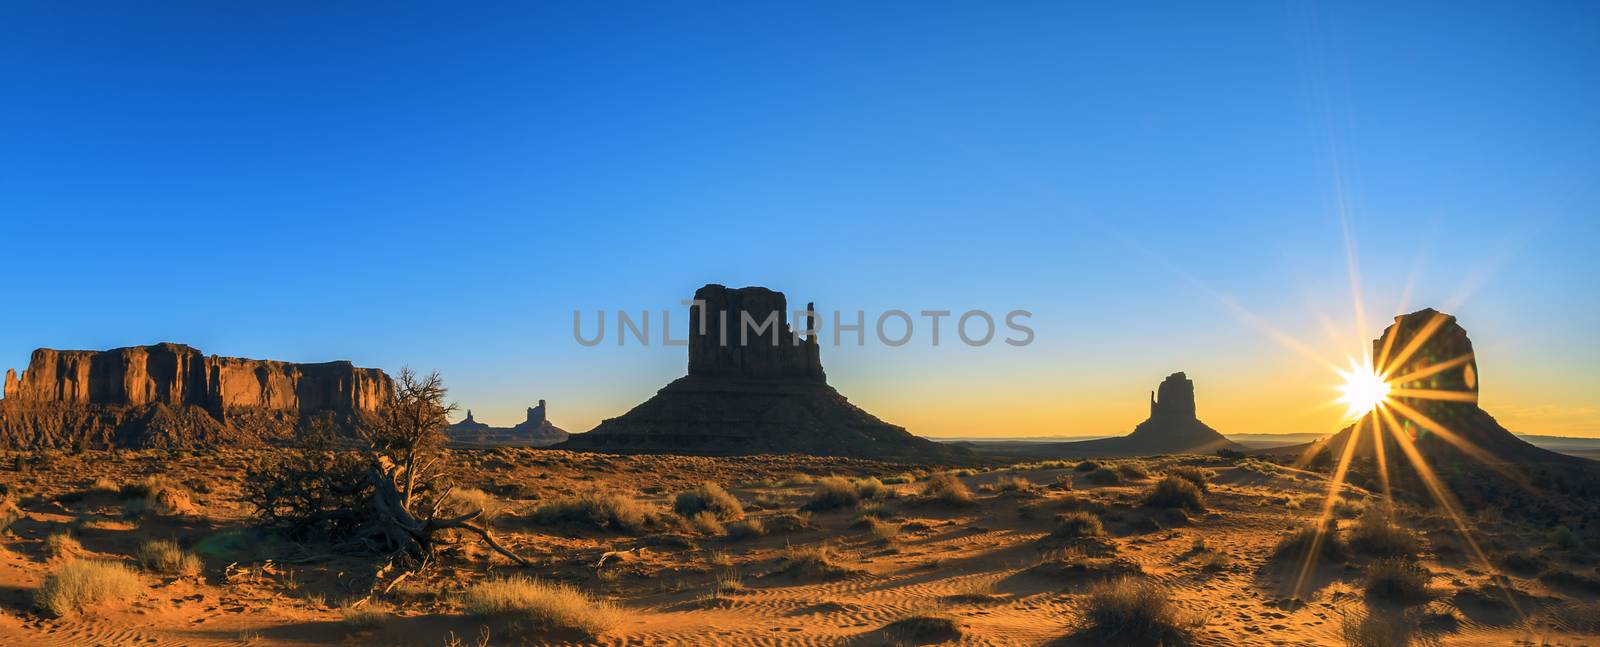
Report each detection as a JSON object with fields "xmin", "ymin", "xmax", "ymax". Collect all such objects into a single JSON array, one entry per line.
[
  {"xmin": 1277, "ymin": 309, "xmax": 1599, "ymax": 523},
  {"xmin": 446, "ymin": 400, "xmax": 569, "ymax": 447},
  {"xmin": 559, "ymin": 284, "xmax": 967, "ymax": 461},
  {"xmin": 0, "ymin": 343, "xmax": 391, "ymax": 448},
  {"xmin": 1029, "ymin": 372, "xmax": 1242, "ymax": 458}
]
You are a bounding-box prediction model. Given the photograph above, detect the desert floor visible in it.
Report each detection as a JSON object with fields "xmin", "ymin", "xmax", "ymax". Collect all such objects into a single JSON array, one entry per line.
[{"xmin": 0, "ymin": 448, "xmax": 1594, "ymax": 646}]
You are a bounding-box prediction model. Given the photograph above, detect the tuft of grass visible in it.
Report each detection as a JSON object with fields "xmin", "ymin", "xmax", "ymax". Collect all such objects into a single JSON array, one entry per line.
[
  {"xmin": 445, "ymin": 488, "xmax": 507, "ymax": 525},
  {"xmin": 1364, "ymin": 558, "xmax": 1431, "ymax": 606},
  {"xmin": 1200, "ymin": 550, "xmax": 1233, "ymax": 572},
  {"xmin": 44, "ymin": 532, "xmax": 82, "ymax": 559},
  {"xmin": 34, "ymin": 559, "xmax": 143, "ymax": 616},
  {"xmin": 994, "ymin": 475, "xmax": 1036, "ymax": 495},
  {"xmin": 880, "ymin": 473, "xmax": 917, "ymax": 485},
  {"xmin": 1077, "ymin": 577, "xmax": 1200, "ymax": 643},
  {"xmin": 120, "ymin": 477, "xmax": 194, "ymax": 517},
  {"xmin": 882, "ymin": 612, "xmax": 962, "ymax": 643},
  {"xmin": 763, "ymin": 511, "xmax": 814, "ymax": 534},
  {"xmin": 1083, "ymin": 467, "xmax": 1123, "ymax": 486},
  {"xmin": 920, "ymin": 472, "xmax": 974, "ymax": 507},
  {"xmin": 1272, "ymin": 520, "xmax": 1347, "ymax": 563},
  {"xmin": 1166, "ymin": 466, "xmax": 1212, "ymax": 492},
  {"xmin": 341, "ymin": 602, "xmax": 392, "ymax": 629},
  {"xmin": 673, "ymin": 482, "xmax": 744, "ymax": 521},
  {"xmin": 0, "ymin": 498, "xmax": 21, "ymax": 534},
  {"xmin": 1050, "ymin": 511, "xmax": 1106, "ymax": 540},
  {"xmin": 1142, "ymin": 475, "xmax": 1206, "ymax": 512},
  {"xmin": 88, "ymin": 478, "xmax": 121, "ymax": 495},
  {"xmin": 778, "ymin": 544, "xmax": 857, "ymax": 579},
  {"xmin": 855, "ymin": 515, "xmax": 901, "ymax": 541},
  {"xmin": 461, "ymin": 576, "xmax": 622, "ymax": 638},
  {"xmin": 530, "ymin": 491, "xmax": 655, "ymax": 534},
  {"xmin": 777, "ymin": 474, "xmax": 814, "ymax": 487},
  {"xmin": 1114, "ymin": 463, "xmax": 1150, "ymax": 481},
  {"xmin": 136, "ymin": 539, "xmax": 202, "ymax": 576},
  {"xmin": 801, "ymin": 476, "xmax": 863, "ymax": 512},
  {"xmin": 1347, "ymin": 507, "xmax": 1420, "ymax": 558},
  {"xmin": 685, "ymin": 511, "xmax": 725, "ymax": 536},
  {"xmin": 726, "ymin": 517, "xmax": 766, "ymax": 540}
]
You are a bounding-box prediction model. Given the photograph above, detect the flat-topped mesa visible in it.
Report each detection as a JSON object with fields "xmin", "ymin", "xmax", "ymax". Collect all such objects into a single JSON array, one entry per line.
[
  {"xmin": 1, "ymin": 342, "xmax": 390, "ymax": 414},
  {"xmin": 687, "ymin": 284, "xmax": 825, "ymax": 383},
  {"xmin": 0, "ymin": 342, "xmax": 392, "ymax": 448},
  {"xmin": 1149, "ymin": 372, "xmax": 1197, "ymax": 419}
]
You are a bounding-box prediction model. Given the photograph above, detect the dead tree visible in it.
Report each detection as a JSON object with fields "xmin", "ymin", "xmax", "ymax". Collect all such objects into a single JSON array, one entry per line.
[{"xmin": 355, "ymin": 369, "xmax": 527, "ymax": 570}]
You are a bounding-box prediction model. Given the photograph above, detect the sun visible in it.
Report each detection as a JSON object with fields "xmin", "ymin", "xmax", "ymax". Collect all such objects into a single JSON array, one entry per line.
[{"xmin": 1334, "ymin": 359, "xmax": 1390, "ymax": 418}]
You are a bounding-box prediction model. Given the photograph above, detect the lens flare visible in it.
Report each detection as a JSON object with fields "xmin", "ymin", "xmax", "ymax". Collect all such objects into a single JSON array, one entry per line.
[{"xmin": 1334, "ymin": 360, "xmax": 1390, "ymax": 418}]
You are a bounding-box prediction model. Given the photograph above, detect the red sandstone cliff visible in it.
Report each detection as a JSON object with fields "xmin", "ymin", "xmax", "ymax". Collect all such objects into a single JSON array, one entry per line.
[{"xmin": 0, "ymin": 343, "xmax": 392, "ymax": 448}]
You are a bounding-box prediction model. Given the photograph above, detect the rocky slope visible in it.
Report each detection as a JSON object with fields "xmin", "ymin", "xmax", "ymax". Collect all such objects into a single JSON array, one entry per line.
[
  {"xmin": 558, "ymin": 284, "xmax": 968, "ymax": 461},
  {"xmin": 0, "ymin": 342, "xmax": 391, "ymax": 448}
]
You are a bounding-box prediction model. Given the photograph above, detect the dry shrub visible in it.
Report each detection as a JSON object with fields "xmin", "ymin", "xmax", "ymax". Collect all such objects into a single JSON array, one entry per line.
[
  {"xmin": 726, "ymin": 517, "xmax": 766, "ymax": 540},
  {"xmin": 0, "ymin": 498, "xmax": 20, "ymax": 534},
  {"xmin": 1348, "ymin": 507, "xmax": 1420, "ymax": 558},
  {"xmin": 881, "ymin": 473, "xmax": 917, "ymax": 485},
  {"xmin": 1200, "ymin": 550, "xmax": 1233, "ymax": 572},
  {"xmin": 1166, "ymin": 466, "xmax": 1212, "ymax": 492},
  {"xmin": 1114, "ymin": 463, "xmax": 1150, "ymax": 480},
  {"xmin": 764, "ymin": 511, "xmax": 814, "ymax": 534},
  {"xmin": 44, "ymin": 532, "xmax": 82, "ymax": 559},
  {"xmin": 673, "ymin": 482, "xmax": 744, "ymax": 521},
  {"xmin": 1143, "ymin": 475, "xmax": 1206, "ymax": 512},
  {"xmin": 121, "ymin": 477, "xmax": 195, "ymax": 517},
  {"xmin": 34, "ymin": 559, "xmax": 143, "ymax": 616},
  {"xmin": 462, "ymin": 576, "xmax": 622, "ymax": 638},
  {"xmin": 778, "ymin": 544, "xmax": 857, "ymax": 579},
  {"xmin": 1364, "ymin": 558, "xmax": 1431, "ymax": 606},
  {"xmin": 531, "ymin": 491, "xmax": 655, "ymax": 534},
  {"xmin": 1074, "ymin": 461, "xmax": 1101, "ymax": 473},
  {"xmin": 920, "ymin": 472, "xmax": 974, "ymax": 507},
  {"xmin": 686, "ymin": 511, "xmax": 725, "ymax": 536},
  {"xmin": 342, "ymin": 602, "xmax": 392, "ymax": 629},
  {"xmin": 1078, "ymin": 577, "xmax": 1200, "ymax": 643},
  {"xmin": 444, "ymin": 488, "xmax": 507, "ymax": 525},
  {"xmin": 88, "ymin": 478, "xmax": 121, "ymax": 495},
  {"xmin": 1051, "ymin": 511, "xmax": 1106, "ymax": 540},
  {"xmin": 994, "ymin": 475, "xmax": 1036, "ymax": 495},
  {"xmin": 802, "ymin": 476, "xmax": 862, "ymax": 512},
  {"xmin": 1272, "ymin": 520, "xmax": 1347, "ymax": 563},
  {"xmin": 855, "ymin": 515, "xmax": 900, "ymax": 541},
  {"xmin": 1083, "ymin": 467, "xmax": 1123, "ymax": 486},
  {"xmin": 136, "ymin": 539, "xmax": 201, "ymax": 576},
  {"xmin": 778, "ymin": 474, "xmax": 814, "ymax": 487},
  {"xmin": 882, "ymin": 612, "xmax": 962, "ymax": 643}
]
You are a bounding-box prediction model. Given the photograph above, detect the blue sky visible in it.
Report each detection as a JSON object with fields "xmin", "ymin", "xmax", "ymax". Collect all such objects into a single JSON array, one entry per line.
[{"xmin": 2, "ymin": 2, "xmax": 1596, "ymax": 437}]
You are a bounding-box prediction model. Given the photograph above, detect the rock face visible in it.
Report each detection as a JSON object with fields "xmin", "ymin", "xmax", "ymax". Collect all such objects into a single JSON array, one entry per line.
[
  {"xmin": 445, "ymin": 400, "xmax": 569, "ymax": 447},
  {"xmin": 0, "ymin": 342, "xmax": 392, "ymax": 448},
  {"xmin": 1277, "ymin": 308, "xmax": 1599, "ymax": 524},
  {"xmin": 558, "ymin": 284, "xmax": 967, "ymax": 461},
  {"xmin": 1035, "ymin": 372, "xmax": 1243, "ymax": 458}
]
